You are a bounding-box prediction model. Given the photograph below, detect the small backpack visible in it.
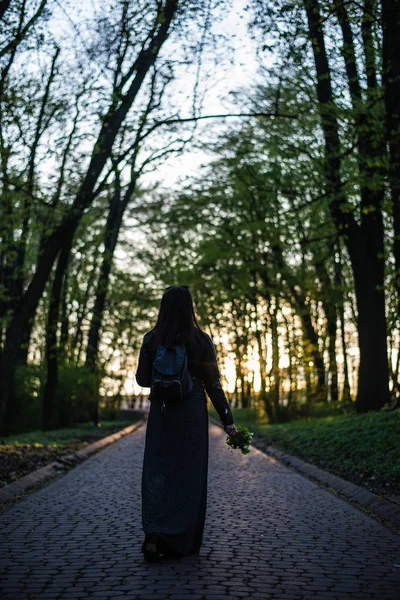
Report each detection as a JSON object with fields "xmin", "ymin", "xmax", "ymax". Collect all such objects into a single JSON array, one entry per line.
[{"xmin": 151, "ymin": 344, "xmax": 193, "ymax": 415}]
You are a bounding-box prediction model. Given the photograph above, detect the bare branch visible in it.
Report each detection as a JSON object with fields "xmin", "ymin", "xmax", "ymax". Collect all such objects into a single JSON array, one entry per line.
[
  {"xmin": 138, "ymin": 110, "xmax": 298, "ymax": 143},
  {"xmin": 0, "ymin": 0, "xmax": 47, "ymax": 59},
  {"xmin": 0, "ymin": 0, "xmax": 12, "ymax": 21}
]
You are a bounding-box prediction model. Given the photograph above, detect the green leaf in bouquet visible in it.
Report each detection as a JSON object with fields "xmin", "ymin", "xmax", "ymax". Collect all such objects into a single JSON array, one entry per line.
[{"xmin": 226, "ymin": 425, "xmax": 254, "ymax": 455}]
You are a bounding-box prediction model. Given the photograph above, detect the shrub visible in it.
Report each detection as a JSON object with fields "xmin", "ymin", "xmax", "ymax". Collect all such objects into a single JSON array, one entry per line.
[
  {"xmin": 271, "ymin": 400, "xmax": 355, "ymax": 423},
  {"xmin": 9, "ymin": 365, "xmax": 45, "ymax": 434},
  {"xmin": 55, "ymin": 365, "xmax": 99, "ymax": 427}
]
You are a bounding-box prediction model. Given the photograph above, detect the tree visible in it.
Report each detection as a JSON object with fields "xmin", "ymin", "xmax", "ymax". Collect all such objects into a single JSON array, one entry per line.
[
  {"xmin": 133, "ymin": 110, "xmax": 348, "ymax": 417},
  {"xmin": 0, "ymin": 0, "xmax": 181, "ymax": 434},
  {"xmin": 250, "ymin": 0, "xmax": 391, "ymax": 411},
  {"xmin": 382, "ymin": 0, "xmax": 400, "ymax": 316}
]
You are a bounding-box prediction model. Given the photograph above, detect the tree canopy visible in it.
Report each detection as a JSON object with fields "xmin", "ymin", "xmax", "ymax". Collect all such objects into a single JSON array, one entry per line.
[{"xmin": 0, "ymin": 0, "xmax": 399, "ymax": 434}]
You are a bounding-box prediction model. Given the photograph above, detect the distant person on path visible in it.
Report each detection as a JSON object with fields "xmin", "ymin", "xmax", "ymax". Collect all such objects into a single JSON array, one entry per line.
[{"xmin": 136, "ymin": 285, "xmax": 237, "ymax": 561}]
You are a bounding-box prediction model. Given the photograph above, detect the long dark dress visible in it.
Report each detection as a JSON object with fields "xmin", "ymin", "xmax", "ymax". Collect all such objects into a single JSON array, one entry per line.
[{"xmin": 136, "ymin": 328, "xmax": 235, "ymax": 556}]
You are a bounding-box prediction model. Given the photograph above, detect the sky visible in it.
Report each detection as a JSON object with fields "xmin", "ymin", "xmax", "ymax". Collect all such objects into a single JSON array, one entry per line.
[{"xmin": 49, "ymin": 0, "xmax": 261, "ymax": 188}]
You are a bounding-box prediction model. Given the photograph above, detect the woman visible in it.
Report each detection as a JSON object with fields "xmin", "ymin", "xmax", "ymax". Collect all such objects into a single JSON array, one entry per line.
[{"xmin": 136, "ymin": 285, "xmax": 237, "ymax": 561}]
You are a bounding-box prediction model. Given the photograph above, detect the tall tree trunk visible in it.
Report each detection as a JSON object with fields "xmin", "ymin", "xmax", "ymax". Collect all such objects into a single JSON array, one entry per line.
[
  {"xmin": 271, "ymin": 243, "xmax": 326, "ymax": 401},
  {"xmin": 333, "ymin": 0, "xmax": 388, "ymax": 409},
  {"xmin": 237, "ymin": 358, "xmax": 246, "ymax": 408},
  {"xmin": 42, "ymin": 242, "xmax": 71, "ymax": 430},
  {"xmin": 70, "ymin": 245, "xmax": 100, "ymax": 363},
  {"xmin": 295, "ymin": 294, "xmax": 326, "ymax": 402},
  {"xmin": 393, "ymin": 341, "xmax": 400, "ymax": 397},
  {"xmin": 255, "ymin": 321, "xmax": 274, "ymax": 418},
  {"xmin": 268, "ymin": 297, "xmax": 280, "ymax": 418},
  {"xmin": 14, "ymin": 47, "xmax": 60, "ymax": 312},
  {"xmin": 240, "ymin": 357, "xmax": 249, "ymax": 408},
  {"xmin": 339, "ymin": 305, "xmax": 351, "ymax": 402},
  {"xmin": 382, "ymin": 0, "xmax": 400, "ymax": 315},
  {"xmin": 334, "ymin": 242, "xmax": 351, "ymax": 401},
  {"xmin": 1, "ymin": 47, "xmax": 59, "ymax": 366},
  {"xmin": 255, "ymin": 273, "xmax": 275, "ymax": 419},
  {"xmin": 314, "ymin": 257, "xmax": 338, "ymax": 402},
  {"xmin": 303, "ymin": 354, "xmax": 312, "ymax": 404},
  {"xmin": 84, "ymin": 175, "xmax": 136, "ymax": 425},
  {"xmin": 85, "ymin": 174, "xmax": 136, "ymax": 370},
  {"xmin": 303, "ymin": 0, "xmax": 390, "ymax": 412},
  {"xmin": 246, "ymin": 376, "xmax": 252, "ymax": 404},
  {"xmin": 281, "ymin": 310, "xmax": 294, "ymax": 404},
  {"xmin": 254, "ymin": 323, "xmax": 271, "ymax": 413},
  {"xmin": 248, "ymin": 277, "xmax": 272, "ymax": 415},
  {"xmin": 327, "ymin": 317, "xmax": 338, "ymax": 403},
  {"xmin": 59, "ymin": 264, "xmax": 70, "ymax": 358}
]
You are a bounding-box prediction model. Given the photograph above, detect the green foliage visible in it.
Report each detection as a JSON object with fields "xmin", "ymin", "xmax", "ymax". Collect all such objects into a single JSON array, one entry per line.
[
  {"xmin": 55, "ymin": 365, "xmax": 99, "ymax": 427},
  {"xmin": 268, "ymin": 399, "xmax": 356, "ymax": 423},
  {"xmin": 135, "ymin": 102, "xmax": 349, "ymax": 409},
  {"xmin": 99, "ymin": 402, "xmax": 120, "ymax": 422},
  {"xmin": 226, "ymin": 425, "xmax": 254, "ymax": 454},
  {"xmin": 1, "ymin": 420, "xmax": 141, "ymax": 446},
  {"xmin": 6, "ymin": 365, "xmax": 103, "ymax": 434},
  {"xmin": 10, "ymin": 365, "xmax": 45, "ymax": 434},
  {"xmin": 218, "ymin": 407, "xmax": 400, "ymax": 496},
  {"xmin": 210, "ymin": 400, "xmax": 355, "ymax": 427},
  {"xmin": 1, "ymin": 0, "xmax": 398, "ymax": 433}
]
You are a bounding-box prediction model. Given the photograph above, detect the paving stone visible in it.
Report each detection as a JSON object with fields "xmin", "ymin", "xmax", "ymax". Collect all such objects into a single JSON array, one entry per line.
[{"xmin": 0, "ymin": 421, "xmax": 399, "ymax": 600}]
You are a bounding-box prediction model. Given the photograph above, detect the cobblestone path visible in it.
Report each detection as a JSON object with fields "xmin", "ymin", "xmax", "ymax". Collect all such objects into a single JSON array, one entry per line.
[{"xmin": 0, "ymin": 420, "xmax": 399, "ymax": 600}]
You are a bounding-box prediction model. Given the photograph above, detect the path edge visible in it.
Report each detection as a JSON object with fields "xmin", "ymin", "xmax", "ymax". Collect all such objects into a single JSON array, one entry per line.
[
  {"xmin": 209, "ymin": 415, "xmax": 400, "ymax": 531},
  {"xmin": 0, "ymin": 418, "xmax": 147, "ymax": 507}
]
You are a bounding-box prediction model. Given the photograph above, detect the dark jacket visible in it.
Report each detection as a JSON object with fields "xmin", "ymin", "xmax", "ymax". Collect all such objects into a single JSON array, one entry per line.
[{"xmin": 135, "ymin": 328, "xmax": 235, "ymax": 427}]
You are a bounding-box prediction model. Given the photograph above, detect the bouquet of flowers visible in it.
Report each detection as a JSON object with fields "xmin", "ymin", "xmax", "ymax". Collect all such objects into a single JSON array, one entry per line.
[{"xmin": 225, "ymin": 425, "xmax": 254, "ymax": 455}]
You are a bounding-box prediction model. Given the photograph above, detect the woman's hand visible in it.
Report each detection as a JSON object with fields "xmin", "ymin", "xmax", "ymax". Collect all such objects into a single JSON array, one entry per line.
[{"xmin": 224, "ymin": 423, "xmax": 237, "ymax": 437}]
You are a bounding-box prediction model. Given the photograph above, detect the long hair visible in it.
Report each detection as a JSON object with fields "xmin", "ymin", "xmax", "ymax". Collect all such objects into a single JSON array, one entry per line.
[{"xmin": 150, "ymin": 286, "xmax": 204, "ymax": 348}]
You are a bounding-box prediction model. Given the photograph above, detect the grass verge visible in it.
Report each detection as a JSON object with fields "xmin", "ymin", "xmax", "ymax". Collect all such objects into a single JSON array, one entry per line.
[
  {"xmin": 209, "ymin": 406, "xmax": 400, "ymax": 498},
  {"xmin": 0, "ymin": 415, "xmax": 144, "ymax": 487}
]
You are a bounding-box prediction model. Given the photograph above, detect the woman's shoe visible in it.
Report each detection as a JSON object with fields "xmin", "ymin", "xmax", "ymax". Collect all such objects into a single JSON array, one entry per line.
[
  {"xmin": 141, "ymin": 533, "xmax": 165, "ymax": 562},
  {"xmin": 163, "ymin": 545, "xmax": 184, "ymax": 558}
]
